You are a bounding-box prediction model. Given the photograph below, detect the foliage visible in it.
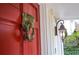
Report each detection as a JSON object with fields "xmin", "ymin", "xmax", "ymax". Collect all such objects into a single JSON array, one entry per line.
[
  {"xmin": 64, "ymin": 31, "xmax": 79, "ymax": 55},
  {"xmin": 64, "ymin": 47, "xmax": 79, "ymax": 55},
  {"xmin": 64, "ymin": 31, "xmax": 79, "ymax": 47}
]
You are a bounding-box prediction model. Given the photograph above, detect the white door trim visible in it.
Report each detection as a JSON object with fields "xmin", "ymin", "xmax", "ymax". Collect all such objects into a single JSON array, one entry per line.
[
  {"xmin": 40, "ymin": 4, "xmax": 48, "ymax": 55},
  {"xmin": 39, "ymin": 4, "xmax": 55, "ymax": 55}
]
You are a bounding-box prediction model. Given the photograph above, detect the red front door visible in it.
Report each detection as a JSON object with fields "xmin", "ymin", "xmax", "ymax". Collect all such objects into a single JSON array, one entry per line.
[{"xmin": 0, "ymin": 3, "xmax": 41, "ymax": 55}]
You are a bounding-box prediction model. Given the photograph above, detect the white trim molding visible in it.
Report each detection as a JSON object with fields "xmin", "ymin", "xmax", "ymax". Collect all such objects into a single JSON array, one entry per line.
[
  {"xmin": 40, "ymin": 4, "xmax": 48, "ymax": 55},
  {"xmin": 40, "ymin": 4, "xmax": 56, "ymax": 55}
]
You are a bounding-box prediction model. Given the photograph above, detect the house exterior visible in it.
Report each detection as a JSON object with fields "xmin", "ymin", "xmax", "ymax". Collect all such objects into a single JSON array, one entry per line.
[{"xmin": 0, "ymin": 3, "xmax": 79, "ymax": 55}]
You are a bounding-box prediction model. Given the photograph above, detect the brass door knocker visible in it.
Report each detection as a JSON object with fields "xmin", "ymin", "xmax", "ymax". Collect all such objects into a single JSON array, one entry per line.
[{"xmin": 22, "ymin": 12, "xmax": 34, "ymax": 41}]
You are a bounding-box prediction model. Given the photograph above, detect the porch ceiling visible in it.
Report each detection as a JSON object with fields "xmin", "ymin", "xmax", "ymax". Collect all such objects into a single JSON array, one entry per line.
[{"xmin": 51, "ymin": 3, "xmax": 79, "ymax": 20}]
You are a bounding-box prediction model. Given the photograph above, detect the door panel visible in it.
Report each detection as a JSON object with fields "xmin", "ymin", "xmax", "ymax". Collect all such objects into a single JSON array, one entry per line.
[
  {"xmin": 0, "ymin": 4, "xmax": 20, "ymax": 23},
  {"xmin": 23, "ymin": 4, "xmax": 41, "ymax": 55},
  {"xmin": 0, "ymin": 3, "xmax": 22, "ymax": 55}
]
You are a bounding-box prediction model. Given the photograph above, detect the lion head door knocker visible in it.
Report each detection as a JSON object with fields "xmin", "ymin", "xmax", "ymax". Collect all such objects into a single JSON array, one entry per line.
[{"xmin": 22, "ymin": 12, "xmax": 34, "ymax": 41}]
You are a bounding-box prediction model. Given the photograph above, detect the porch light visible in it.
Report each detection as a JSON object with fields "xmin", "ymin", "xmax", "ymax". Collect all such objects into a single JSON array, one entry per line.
[{"xmin": 55, "ymin": 20, "xmax": 66, "ymax": 42}]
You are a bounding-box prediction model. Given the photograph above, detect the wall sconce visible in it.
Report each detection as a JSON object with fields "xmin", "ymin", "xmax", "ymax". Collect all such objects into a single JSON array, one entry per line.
[{"xmin": 55, "ymin": 20, "xmax": 66, "ymax": 42}]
